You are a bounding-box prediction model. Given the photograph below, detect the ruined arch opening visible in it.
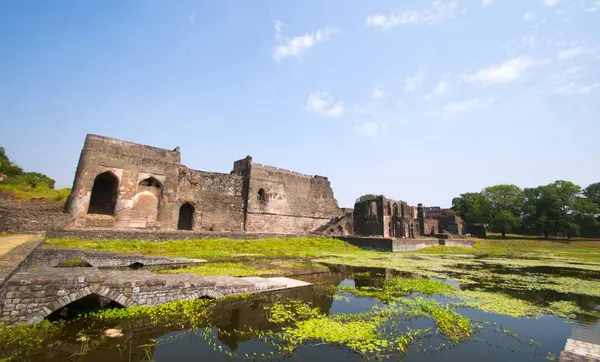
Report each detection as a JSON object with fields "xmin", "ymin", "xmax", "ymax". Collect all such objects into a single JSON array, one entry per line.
[
  {"xmin": 337, "ymin": 225, "xmax": 344, "ymax": 234},
  {"xmin": 257, "ymin": 188, "xmax": 265, "ymax": 201},
  {"xmin": 178, "ymin": 203, "xmax": 195, "ymax": 230},
  {"xmin": 47, "ymin": 293, "xmax": 124, "ymax": 321},
  {"xmin": 88, "ymin": 171, "xmax": 119, "ymax": 215},
  {"xmin": 131, "ymin": 177, "xmax": 163, "ymax": 226},
  {"xmin": 393, "ymin": 203, "xmax": 399, "ymax": 217},
  {"xmin": 129, "ymin": 262, "xmax": 144, "ymax": 270},
  {"xmin": 55, "ymin": 258, "xmax": 92, "ymax": 268}
]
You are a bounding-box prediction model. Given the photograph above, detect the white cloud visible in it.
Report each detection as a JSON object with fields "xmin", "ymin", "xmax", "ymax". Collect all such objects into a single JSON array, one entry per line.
[
  {"xmin": 404, "ymin": 72, "xmax": 425, "ymax": 92},
  {"xmin": 555, "ymin": 82, "xmax": 598, "ymax": 95},
  {"xmin": 372, "ymin": 88, "xmax": 385, "ymax": 99},
  {"xmin": 466, "ymin": 56, "xmax": 539, "ymax": 85},
  {"xmin": 482, "ymin": 0, "xmax": 495, "ymax": 8},
  {"xmin": 523, "ymin": 12, "xmax": 533, "ymax": 21},
  {"xmin": 273, "ymin": 28, "xmax": 337, "ymax": 61},
  {"xmin": 544, "ymin": 0, "xmax": 560, "ymax": 6},
  {"xmin": 424, "ymin": 80, "xmax": 448, "ymax": 101},
  {"xmin": 352, "ymin": 122, "xmax": 387, "ymax": 137},
  {"xmin": 366, "ymin": 0, "xmax": 462, "ymax": 29},
  {"xmin": 307, "ymin": 92, "xmax": 344, "ymax": 118},
  {"xmin": 557, "ymin": 46, "xmax": 590, "ymax": 60}
]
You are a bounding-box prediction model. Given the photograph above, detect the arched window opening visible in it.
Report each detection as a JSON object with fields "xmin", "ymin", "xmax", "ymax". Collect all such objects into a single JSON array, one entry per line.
[
  {"xmin": 88, "ymin": 172, "xmax": 119, "ymax": 215},
  {"xmin": 139, "ymin": 177, "xmax": 161, "ymax": 188},
  {"xmin": 131, "ymin": 177, "xmax": 162, "ymax": 226},
  {"xmin": 387, "ymin": 202, "xmax": 391, "ymax": 215},
  {"xmin": 257, "ymin": 188, "xmax": 265, "ymax": 201},
  {"xmin": 47, "ymin": 294, "xmax": 124, "ymax": 321},
  {"xmin": 178, "ymin": 203, "xmax": 195, "ymax": 230},
  {"xmin": 401, "ymin": 205, "xmax": 405, "ymax": 217},
  {"xmin": 337, "ymin": 225, "xmax": 344, "ymax": 234},
  {"xmin": 369, "ymin": 201, "xmax": 377, "ymax": 216},
  {"xmin": 393, "ymin": 203, "xmax": 399, "ymax": 217}
]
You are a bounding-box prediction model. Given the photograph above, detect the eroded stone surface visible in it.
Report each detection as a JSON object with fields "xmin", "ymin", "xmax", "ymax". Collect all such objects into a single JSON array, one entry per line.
[{"xmin": 564, "ymin": 339, "xmax": 600, "ymax": 361}]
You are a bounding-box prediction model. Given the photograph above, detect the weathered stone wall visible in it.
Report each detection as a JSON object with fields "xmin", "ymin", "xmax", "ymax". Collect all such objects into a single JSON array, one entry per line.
[
  {"xmin": 353, "ymin": 196, "xmax": 416, "ymax": 238},
  {"xmin": 67, "ymin": 134, "xmax": 181, "ymax": 229},
  {"xmin": 176, "ymin": 167, "xmax": 245, "ymax": 231},
  {"xmin": 0, "ymin": 268, "xmax": 288, "ymax": 325},
  {"xmin": 234, "ymin": 158, "xmax": 342, "ymax": 234},
  {"xmin": 0, "ymin": 195, "xmax": 70, "ymax": 233},
  {"xmin": 333, "ymin": 236, "xmax": 474, "ymax": 252},
  {"xmin": 423, "ymin": 218, "xmax": 439, "ymax": 235}
]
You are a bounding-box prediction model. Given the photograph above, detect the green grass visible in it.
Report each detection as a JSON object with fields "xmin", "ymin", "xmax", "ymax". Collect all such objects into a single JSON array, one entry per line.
[
  {"xmin": 0, "ymin": 184, "xmax": 70, "ymax": 201},
  {"xmin": 156, "ymin": 262, "xmax": 282, "ymax": 277},
  {"xmin": 45, "ymin": 237, "xmax": 364, "ymax": 260}
]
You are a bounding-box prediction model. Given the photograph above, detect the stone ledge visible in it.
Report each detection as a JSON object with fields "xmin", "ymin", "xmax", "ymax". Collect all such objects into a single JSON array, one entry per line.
[{"xmin": 0, "ymin": 237, "xmax": 43, "ymax": 287}]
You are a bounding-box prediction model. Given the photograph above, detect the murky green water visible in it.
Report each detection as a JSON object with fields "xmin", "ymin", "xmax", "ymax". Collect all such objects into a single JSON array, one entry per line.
[{"xmin": 7, "ymin": 263, "xmax": 600, "ymax": 361}]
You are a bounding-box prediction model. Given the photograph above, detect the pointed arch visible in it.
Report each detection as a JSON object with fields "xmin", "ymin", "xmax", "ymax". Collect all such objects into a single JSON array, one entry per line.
[
  {"xmin": 178, "ymin": 202, "xmax": 195, "ymax": 230},
  {"xmin": 257, "ymin": 188, "xmax": 265, "ymax": 201},
  {"xmin": 88, "ymin": 171, "xmax": 119, "ymax": 215},
  {"xmin": 393, "ymin": 203, "xmax": 399, "ymax": 217},
  {"xmin": 131, "ymin": 177, "xmax": 163, "ymax": 227}
]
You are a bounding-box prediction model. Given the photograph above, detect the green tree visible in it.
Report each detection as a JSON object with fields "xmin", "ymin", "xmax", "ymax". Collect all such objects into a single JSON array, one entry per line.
[
  {"xmin": 355, "ymin": 194, "xmax": 378, "ymax": 204},
  {"xmin": 451, "ymin": 192, "xmax": 491, "ymax": 224},
  {"xmin": 522, "ymin": 181, "xmax": 582, "ymax": 238},
  {"xmin": 584, "ymin": 182, "xmax": 600, "ymax": 208},
  {"xmin": 482, "ymin": 184, "xmax": 524, "ymax": 238}
]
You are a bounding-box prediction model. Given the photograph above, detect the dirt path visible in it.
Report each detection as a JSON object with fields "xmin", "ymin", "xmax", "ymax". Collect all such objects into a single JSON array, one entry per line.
[{"xmin": 0, "ymin": 234, "xmax": 39, "ymax": 256}]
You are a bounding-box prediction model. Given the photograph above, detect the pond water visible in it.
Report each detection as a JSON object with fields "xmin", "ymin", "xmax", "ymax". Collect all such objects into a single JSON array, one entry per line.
[{"xmin": 8, "ymin": 264, "xmax": 600, "ymax": 361}]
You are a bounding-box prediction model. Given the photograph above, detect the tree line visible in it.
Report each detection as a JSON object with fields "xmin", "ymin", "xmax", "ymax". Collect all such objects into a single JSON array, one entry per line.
[{"xmin": 451, "ymin": 181, "xmax": 600, "ymax": 238}]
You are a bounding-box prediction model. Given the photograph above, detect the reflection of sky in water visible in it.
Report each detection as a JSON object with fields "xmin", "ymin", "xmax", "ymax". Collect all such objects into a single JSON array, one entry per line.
[
  {"xmin": 66, "ymin": 265, "xmax": 600, "ymax": 362},
  {"xmin": 150, "ymin": 275, "xmax": 600, "ymax": 362}
]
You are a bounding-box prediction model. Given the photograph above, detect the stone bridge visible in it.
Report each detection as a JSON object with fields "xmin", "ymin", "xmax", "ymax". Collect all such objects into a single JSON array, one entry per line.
[
  {"xmin": 0, "ymin": 266, "xmax": 308, "ymax": 325},
  {"xmin": 23, "ymin": 246, "xmax": 206, "ymax": 269}
]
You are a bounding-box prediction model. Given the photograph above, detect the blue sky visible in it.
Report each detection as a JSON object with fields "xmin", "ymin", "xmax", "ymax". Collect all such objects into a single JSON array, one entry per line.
[{"xmin": 1, "ymin": 0, "xmax": 598, "ymax": 208}]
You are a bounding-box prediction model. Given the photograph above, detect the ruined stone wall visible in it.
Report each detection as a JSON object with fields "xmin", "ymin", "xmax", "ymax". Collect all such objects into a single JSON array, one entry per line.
[
  {"xmin": 353, "ymin": 196, "xmax": 416, "ymax": 238},
  {"xmin": 423, "ymin": 218, "xmax": 439, "ymax": 235},
  {"xmin": 353, "ymin": 200, "xmax": 382, "ymax": 236},
  {"xmin": 236, "ymin": 160, "xmax": 342, "ymax": 234},
  {"xmin": 67, "ymin": 134, "xmax": 181, "ymax": 229},
  {"xmin": 176, "ymin": 167, "xmax": 245, "ymax": 231}
]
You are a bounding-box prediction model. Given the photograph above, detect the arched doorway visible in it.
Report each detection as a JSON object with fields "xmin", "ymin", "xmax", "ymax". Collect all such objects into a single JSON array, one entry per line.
[
  {"xmin": 178, "ymin": 203, "xmax": 194, "ymax": 230},
  {"xmin": 131, "ymin": 177, "xmax": 162, "ymax": 226},
  {"xmin": 88, "ymin": 172, "xmax": 118, "ymax": 215}
]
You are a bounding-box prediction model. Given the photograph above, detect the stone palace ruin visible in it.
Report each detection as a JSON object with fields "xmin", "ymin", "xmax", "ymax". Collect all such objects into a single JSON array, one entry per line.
[{"xmin": 65, "ymin": 134, "xmax": 470, "ymax": 238}]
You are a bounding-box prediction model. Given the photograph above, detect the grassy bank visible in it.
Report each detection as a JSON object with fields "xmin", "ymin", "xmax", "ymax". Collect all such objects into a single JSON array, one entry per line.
[
  {"xmin": 45, "ymin": 236, "xmax": 600, "ymax": 263},
  {"xmin": 0, "ymin": 184, "xmax": 70, "ymax": 201}
]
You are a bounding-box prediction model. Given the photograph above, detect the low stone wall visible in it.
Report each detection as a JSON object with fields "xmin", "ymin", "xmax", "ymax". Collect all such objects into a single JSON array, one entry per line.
[
  {"xmin": 0, "ymin": 267, "xmax": 290, "ymax": 325},
  {"xmin": 334, "ymin": 236, "xmax": 474, "ymax": 252},
  {"xmin": 0, "ymin": 195, "xmax": 70, "ymax": 233},
  {"xmin": 46, "ymin": 229, "xmax": 308, "ymax": 241},
  {"xmin": 23, "ymin": 246, "xmax": 205, "ymax": 269}
]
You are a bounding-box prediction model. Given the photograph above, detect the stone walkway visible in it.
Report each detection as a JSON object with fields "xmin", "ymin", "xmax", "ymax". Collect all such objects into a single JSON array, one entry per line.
[
  {"xmin": 0, "ymin": 234, "xmax": 38, "ymax": 256},
  {"xmin": 560, "ymin": 339, "xmax": 600, "ymax": 361}
]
